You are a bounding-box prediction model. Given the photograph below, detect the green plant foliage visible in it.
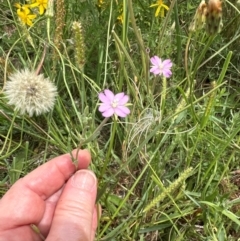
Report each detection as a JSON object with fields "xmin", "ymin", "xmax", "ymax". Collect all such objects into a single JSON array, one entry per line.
[{"xmin": 1, "ymin": 0, "xmax": 240, "ymax": 239}]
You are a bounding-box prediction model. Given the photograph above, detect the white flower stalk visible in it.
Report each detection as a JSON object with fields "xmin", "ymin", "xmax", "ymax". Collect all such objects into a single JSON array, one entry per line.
[{"xmin": 4, "ymin": 69, "xmax": 57, "ymax": 117}]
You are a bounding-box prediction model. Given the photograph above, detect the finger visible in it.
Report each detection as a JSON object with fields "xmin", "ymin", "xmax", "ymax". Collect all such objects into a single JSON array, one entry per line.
[
  {"xmin": 46, "ymin": 170, "xmax": 97, "ymax": 241},
  {"xmin": 0, "ymin": 149, "xmax": 91, "ymax": 230},
  {"xmin": 38, "ymin": 186, "xmax": 64, "ymax": 236},
  {"xmin": 22, "ymin": 149, "xmax": 91, "ymax": 200},
  {"xmin": 91, "ymin": 204, "xmax": 101, "ymax": 241}
]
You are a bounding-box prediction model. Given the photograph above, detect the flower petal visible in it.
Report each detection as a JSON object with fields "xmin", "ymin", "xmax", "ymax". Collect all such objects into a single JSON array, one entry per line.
[
  {"xmin": 39, "ymin": 5, "xmax": 44, "ymax": 15},
  {"xmin": 99, "ymin": 104, "xmax": 111, "ymax": 112},
  {"xmin": 162, "ymin": 4, "xmax": 169, "ymax": 10},
  {"xmin": 150, "ymin": 66, "xmax": 161, "ymax": 75},
  {"xmin": 155, "ymin": 6, "xmax": 161, "ymax": 17},
  {"xmin": 115, "ymin": 106, "xmax": 130, "ymax": 117},
  {"xmin": 162, "ymin": 59, "xmax": 172, "ymax": 68},
  {"xmin": 28, "ymin": 14, "xmax": 37, "ymax": 19},
  {"xmin": 102, "ymin": 108, "xmax": 115, "ymax": 117},
  {"xmin": 150, "ymin": 3, "xmax": 158, "ymax": 7},
  {"xmin": 162, "ymin": 69, "xmax": 172, "ymax": 78},
  {"xmin": 99, "ymin": 92, "xmax": 110, "ymax": 103},
  {"xmin": 14, "ymin": 3, "xmax": 21, "ymax": 8},
  {"xmin": 118, "ymin": 95, "xmax": 129, "ymax": 105},
  {"xmin": 22, "ymin": 6, "xmax": 30, "ymax": 14},
  {"xmin": 114, "ymin": 92, "xmax": 125, "ymax": 101},
  {"xmin": 104, "ymin": 89, "xmax": 115, "ymax": 101},
  {"xmin": 150, "ymin": 56, "xmax": 161, "ymax": 66},
  {"xmin": 160, "ymin": 7, "xmax": 164, "ymax": 17}
]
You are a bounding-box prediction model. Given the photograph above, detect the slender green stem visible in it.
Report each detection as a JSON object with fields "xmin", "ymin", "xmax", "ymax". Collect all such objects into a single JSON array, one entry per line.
[
  {"xmin": 184, "ymin": 33, "xmax": 192, "ymax": 88},
  {"xmin": 158, "ymin": 0, "xmax": 176, "ymax": 49},
  {"xmin": 160, "ymin": 77, "xmax": 167, "ymax": 113},
  {"xmin": 119, "ymin": 0, "xmax": 129, "ymax": 90},
  {"xmin": 30, "ymin": 224, "xmax": 45, "ymax": 240},
  {"xmin": 79, "ymin": 117, "xmax": 109, "ymax": 146},
  {"xmin": 127, "ymin": 0, "xmax": 145, "ymax": 52},
  {"xmin": 72, "ymin": 117, "xmax": 109, "ymax": 165},
  {"xmin": 103, "ymin": 0, "xmax": 113, "ymax": 88},
  {"xmin": 80, "ymin": 70, "xmax": 86, "ymax": 112},
  {"xmin": 192, "ymin": 35, "xmax": 215, "ymax": 79},
  {"xmin": 173, "ymin": 1, "xmax": 181, "ymax": 66},
  {"xmin": 100, "ymin": 118, "xmax": 117, "ymax": 179},
  {"xmin": 128, "ymin": 0, "xmax": 148, "ymax": 82}
]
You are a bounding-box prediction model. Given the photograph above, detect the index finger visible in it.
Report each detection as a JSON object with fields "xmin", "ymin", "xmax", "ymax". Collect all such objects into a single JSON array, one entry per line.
[{"xmin": 21, "ymin": 149, "xmax": 91, "ymax": 200}]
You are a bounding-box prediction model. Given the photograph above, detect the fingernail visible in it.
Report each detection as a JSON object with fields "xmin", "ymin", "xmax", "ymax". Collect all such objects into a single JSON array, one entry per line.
[{"xmin": 72, "ymin": 170, "xmax": 96, "ymax": 191}]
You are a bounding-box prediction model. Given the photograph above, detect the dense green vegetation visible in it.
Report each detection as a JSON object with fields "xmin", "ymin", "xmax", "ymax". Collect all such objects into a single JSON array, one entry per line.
[{"xmin": 1, "ymin": 0, "xmax": 240, "ymax": 240}]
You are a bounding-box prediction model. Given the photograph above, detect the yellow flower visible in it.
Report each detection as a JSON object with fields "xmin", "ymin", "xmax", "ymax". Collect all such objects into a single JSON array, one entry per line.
[
  {"xmin": 117, "ymin": 7, "xmax": 124, "ymax": 24},
  {"xmin": 15, "ymin": 3, "xmax": 37, "ymax": 26},
  {"xmin": 117, "ymin": 13, "xmax": 123, "ymax": 24},
  {"xmin": 97, "ymin": 0, "xmax": 104, "ymax": 8},
  {"xmin": 30, "ymin": 0, "xmax": 48, "ymax": 15},
  {"xmin": 150, "ymin": 0, "xmax": 169, "ymax": 17}
]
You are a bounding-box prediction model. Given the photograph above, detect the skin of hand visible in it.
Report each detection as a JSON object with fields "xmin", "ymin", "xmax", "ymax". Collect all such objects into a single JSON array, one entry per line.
[{"xmin": 0, "ymin": 149, "xmax": 99, "ymax": 241}]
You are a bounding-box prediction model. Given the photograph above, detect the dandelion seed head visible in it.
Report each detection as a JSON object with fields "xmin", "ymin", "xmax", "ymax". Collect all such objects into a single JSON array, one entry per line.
[{"xmin": 4, "ymin": 69, "xmax": 57, "ymax": 117}]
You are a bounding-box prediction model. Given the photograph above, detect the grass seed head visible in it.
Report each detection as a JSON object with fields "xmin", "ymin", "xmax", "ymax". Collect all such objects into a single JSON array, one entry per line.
[{"xmin": 72, "ymin": 21, "xmax": 86, "ymax": 70}]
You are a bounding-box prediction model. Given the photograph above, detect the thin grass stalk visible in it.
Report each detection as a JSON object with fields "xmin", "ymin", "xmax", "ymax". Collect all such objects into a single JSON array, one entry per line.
[
  {"xmin": 122, "ymin": 64, "xmax": 142, "ymax": 111},
  {"xmin": 3, "ymin": 37, "xmax": 23, "ymax": 91},
  {"xmin": 127, "ymin": 0, "xmax": 145, "ymax": 53},
  {"xmin": 112, "ymin": 31, "xmax": 145, "ymax": 99},
  {"xmin": 173, "ymin": 1, "xmax": 182, "ymax": 66},
  {"xmin": 112, "ymin": 31, "xmax": 140, "ymax": 78},
  {"xmin": 201, "ymin": 51, "xmax": 232, "ymax": 128},
  {"xmin": 157, "ymin": 0, "xmax": 176, "ymax": 50},
  {"xmin": 200, "ymin": 80, "xmax": 217, "ymax": 128},
  {"xmin": 128, "ymin": 0, "xmax": 148, "ymax": 84},
  {"xmin": 160, "ymin": 76, "xmax": 167, "ymax": 113},
  {"xmin": 80, "ymin": 72, "xmax": 86, "ymax": 113},
  {"xmin": 184, "ymin": 32, "xmax": 193, "ymax": 88},
  {"xmin": 198, "ymin": 32, "xmax": 240, "ymax": 69},
  {"xmin": 30, "ymin": 224, "xmax": 45, "ymax": 240},
  {"xmin": 79, "ymin": 117, "xmax": 109, "ymax": 146},
  {"xmin": 57, "ymin": 51, "xmax": 84, "ymax": 125},
  {"xmin": 119, "ymin": 0, "xmax": 129, "ymax": 90},
  {"xmin": 172, "ymin": 83, "xmax": 194, "ymax": 124},
  {"xmin": 192, "ymin": 35, "xmax": 215, "ymax": 78},
  {"xmin": 102, "ymin": 0, "xmax": 113, "ymax": 88},
  {"xmin": 186, "ymin": 35, "xmax": 215, "ymax": 124},
  {"xmin": 216, "ymin": 51, "xmax": 232, "ymax": 84},
  {"xmin": 99, "ymin": 119, "xmax": 117, "ymax": 179},
  {"xmin": 0, "ymin": 112, "xmax": 17, "ymax": 156}
]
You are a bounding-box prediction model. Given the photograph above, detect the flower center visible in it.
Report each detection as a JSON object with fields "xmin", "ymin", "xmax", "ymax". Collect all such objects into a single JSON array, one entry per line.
[
  {"xmin": 158, "ymin": 63, "xmax": 163, "ymax": 71},
  {"xmin": 111, "ymin": 98, "xmax": 119, "ymax": 108}
]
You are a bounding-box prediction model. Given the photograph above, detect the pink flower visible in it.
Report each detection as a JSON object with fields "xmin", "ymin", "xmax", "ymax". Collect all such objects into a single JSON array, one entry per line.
[
  {"xmin": 150, "ymin": 56, "xmax": 172, "ymax": 78},
  {"xmin": 98, "ymin": 89, "xmax": 130, "ymax": 118}
]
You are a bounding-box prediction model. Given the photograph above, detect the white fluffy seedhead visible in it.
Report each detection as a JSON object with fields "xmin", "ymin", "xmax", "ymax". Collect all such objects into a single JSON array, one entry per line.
[{"xmin": 4, "ymin": 69, "xmax": 57, "ymax": 117}]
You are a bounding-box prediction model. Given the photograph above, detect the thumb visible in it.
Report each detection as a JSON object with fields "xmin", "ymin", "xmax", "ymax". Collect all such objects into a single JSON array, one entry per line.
[{"xmin": 46, "ymin": 170, "xmax": 97, "ymax": 241}]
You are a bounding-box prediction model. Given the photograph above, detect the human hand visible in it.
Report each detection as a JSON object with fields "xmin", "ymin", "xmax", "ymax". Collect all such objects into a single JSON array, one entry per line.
[{"xmin": 0, "ymin": 149, "xmax": 98, "ymax": 241}]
